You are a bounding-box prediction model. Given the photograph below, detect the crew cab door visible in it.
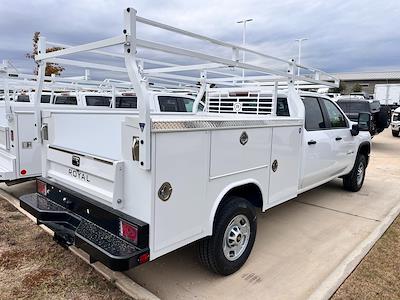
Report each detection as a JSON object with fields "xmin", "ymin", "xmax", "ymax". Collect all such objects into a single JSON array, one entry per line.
[
  {"xmin": 320, "ymin": 98, "xmax": 354, "ymax": 174},
  {"xmin": 300, "ymin": 97, "xmax": 335, "ymax": 189}
]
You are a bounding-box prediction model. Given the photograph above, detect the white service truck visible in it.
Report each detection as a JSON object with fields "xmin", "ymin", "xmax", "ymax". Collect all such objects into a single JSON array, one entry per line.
[
  {"xmin": 20, "ymin": 8, "xmax": 372, "ymax": 275},
  {"xmin": 0, "ymin": 69, "xmax": 201, "ymax": 183},
  {"xmin": 391, "ymin": 107, "xmax": 400, "ymax": 137}
]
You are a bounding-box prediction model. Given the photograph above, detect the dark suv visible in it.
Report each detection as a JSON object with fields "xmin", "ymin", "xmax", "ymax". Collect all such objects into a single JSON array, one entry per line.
[{"xmin": 337, "ymin": 98, "xmax": 390, "ymax": 136}]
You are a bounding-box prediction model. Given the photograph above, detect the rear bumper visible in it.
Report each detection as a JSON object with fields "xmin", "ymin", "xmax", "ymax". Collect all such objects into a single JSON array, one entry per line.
[{"xmin": 19, "ymin": 179, "xmax": 149, "ymax": 271}]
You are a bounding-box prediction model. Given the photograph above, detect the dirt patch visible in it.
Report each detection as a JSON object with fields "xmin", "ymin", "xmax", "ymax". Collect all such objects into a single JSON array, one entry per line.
[
  {"xmin": 332, "ymin": 215, "xmax": 400, "ymax": 299},
  {"xmin": 0, "ymin": 197, "xmax": 132, "ymax": 300}
]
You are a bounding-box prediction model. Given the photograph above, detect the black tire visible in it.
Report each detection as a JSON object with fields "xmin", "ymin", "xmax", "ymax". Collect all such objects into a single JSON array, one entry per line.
[
  {"xmin": 198, "ymin": 197, "xmax": 257, "ymax": 275},
  {"xmin": 343, "ymin": 154, "xmax": 367, "ymax": 192},
  {"xmin": 392, "ymin": 130, "xmax": 399, "ymax": 137}
]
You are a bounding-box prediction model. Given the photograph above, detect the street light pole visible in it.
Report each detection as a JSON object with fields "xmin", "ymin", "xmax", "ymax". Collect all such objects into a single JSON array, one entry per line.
[
  {"xmin": 295, "ymin": 38, "xmax": 308, "ymax": 78},
  {"xmin": 237, "ymin": 18, "xmax": 253, "ymax": 82}
]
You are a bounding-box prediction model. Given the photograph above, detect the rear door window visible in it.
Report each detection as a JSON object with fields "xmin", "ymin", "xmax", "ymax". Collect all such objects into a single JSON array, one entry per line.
[
  {"xmin": 115, "ymin": 96, "xmax": 137, "ymax": 108},
  {"xmin": 302, "ymin": 97, "xmax": 326, "ymax": 131},
  {"xmin": 158, "ymin": 96, "xmax": 195, "ymax": 112},
  {"xmin": 322, "ymin": 99, "xmax": 348, "ymax": 128},
  {"xmin": 85, "ymin": 96, "xmax": 111, "ymax": 107},
  {"xmin": 54, "ymin": 96, "xmax": 77, "ymax": 105}
]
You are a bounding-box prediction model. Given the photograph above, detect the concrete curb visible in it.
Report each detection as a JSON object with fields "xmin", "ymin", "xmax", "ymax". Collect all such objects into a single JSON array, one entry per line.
[
  {"xmin": 309, "ymin": 201, "xmax": 400, "ymax": 300},
  {"xmin": 0, "ymin": 189, "xmax": 160, "ymax": 300}
]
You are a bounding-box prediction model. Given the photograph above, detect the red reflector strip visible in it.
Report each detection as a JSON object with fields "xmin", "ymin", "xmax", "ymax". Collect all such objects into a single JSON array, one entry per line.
[
  {"xmin": 138, "ymin": 253, "xmax": 150, "ymax": 264},
  {"xmin": 37, "ymin": 180, "xmax": 47, "ymax": 195},
  {"xmin": 119, "ymin": 220, "xmax": 138, "ymax": 245}
]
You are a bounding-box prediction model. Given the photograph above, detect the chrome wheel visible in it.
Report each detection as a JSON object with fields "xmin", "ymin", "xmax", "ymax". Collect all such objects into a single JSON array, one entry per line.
[
  {"xmin": 356, "ymin": 161, "xmax": 365, "ymax": 186},
  {"xmin": 223, "ymin": 214, "xmax": 250, "ymax": 261}
]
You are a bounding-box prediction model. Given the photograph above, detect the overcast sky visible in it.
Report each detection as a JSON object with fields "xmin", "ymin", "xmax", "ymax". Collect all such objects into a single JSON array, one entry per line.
[{"xmin": 1, "ymin": 0, "xmax": 399, "ymax": 76}]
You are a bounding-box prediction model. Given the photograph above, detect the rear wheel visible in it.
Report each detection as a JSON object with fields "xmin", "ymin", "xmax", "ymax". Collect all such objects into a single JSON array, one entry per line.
[
  {"xmin": 198, "ymin": 197, "xmax": 257, "ymax": 275},
  {"xmin": 392, "ymin": 130, "xmax": 399, "ymax": 137},
  {"xmin": 343, "ymin": 154, "xmax": 367, "ymax": 192}
]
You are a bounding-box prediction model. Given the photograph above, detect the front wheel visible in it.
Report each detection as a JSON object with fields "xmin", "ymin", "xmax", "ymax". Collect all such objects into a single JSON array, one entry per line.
[
  {"xmin": 392, "ymin": 130, "xmax": 399, "ymax": 137},
  {"xmin": 198, "ymin": 197, "xmax": 257, "ymax": 275},
  {"xmin": 343, "ymin": 154, "xmax": 367, "ymax": 192}
]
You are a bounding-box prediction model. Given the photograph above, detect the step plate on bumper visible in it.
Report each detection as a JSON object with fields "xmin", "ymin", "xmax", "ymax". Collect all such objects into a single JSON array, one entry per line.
[{"xmin": 20, "ymin": 193, "xmax": 149, "ymax": 271}]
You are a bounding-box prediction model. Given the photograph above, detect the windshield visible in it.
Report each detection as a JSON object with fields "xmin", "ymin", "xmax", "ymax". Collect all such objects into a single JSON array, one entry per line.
[{"xmin": 41, "ymin": 95, "xmax": 51, "ymax": 103}]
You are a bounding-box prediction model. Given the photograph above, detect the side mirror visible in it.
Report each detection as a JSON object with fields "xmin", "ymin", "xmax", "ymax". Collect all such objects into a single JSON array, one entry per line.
[
  {"xmin": 358, "ymin": 112, "xmax": 371, "ymax": 131},
  {"xmin": 350, "ymin": 124, "xmax": 359, "ymax": 136}
]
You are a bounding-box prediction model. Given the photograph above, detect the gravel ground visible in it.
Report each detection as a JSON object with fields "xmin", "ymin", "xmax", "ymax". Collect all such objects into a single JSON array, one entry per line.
[
  {"xmin": 0, "ymin": 198, "xmax": 131, "ymax": 300},
  {"xmin": 332, "ymin": 215, "xmax": 400, "ymax": 300}
]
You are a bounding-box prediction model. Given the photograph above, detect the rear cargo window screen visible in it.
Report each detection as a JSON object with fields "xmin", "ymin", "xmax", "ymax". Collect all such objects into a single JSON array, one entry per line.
[
  {"xmin": 341, "ymin": 102, "xmax": 369, "ymax": 113},
  {"xmin": 41, "ymin": 95, "xmax": 51, "ymax": 103},
  {"xmin": 85, "ymin": 96, "xmax": 111, "ymax": 106},
  {"xmin": 303, "ymin": 97, "xmax": 326, "ymax": 131},
  {"xmin": 115, "ymin": 96, "xmax": 137, "ymax": 108},
  {"xmin": 16, "ymin": 95, "xmax": 30, "ymax": 102},
  {"xmin": 54, "ymin": 96, "xmax": 77, "ymax": 105},
  {"xmin": 276, "ymin": 98, "xmax": 290, "ymax": 116},
  {"xmin": 158, "ymin": 96, "xmax": 194, "ymax": 112}
]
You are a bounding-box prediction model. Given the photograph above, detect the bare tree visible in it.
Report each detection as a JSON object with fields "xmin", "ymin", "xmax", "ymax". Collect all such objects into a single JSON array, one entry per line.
[{"xmin": 26, "ymin": 32, "xmax": 65, "ymax": 76}]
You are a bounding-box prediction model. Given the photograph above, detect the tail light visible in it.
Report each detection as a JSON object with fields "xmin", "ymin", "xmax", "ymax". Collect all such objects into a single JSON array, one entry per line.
[
  {"xmin": 37, "ymin": 180, "xmax": 47, "ymax": 195},
  {"xmin": 119, "ymin": 220, "xmax": 138, "ymax": 245},
  {"xmin": 138, "ymin": 253, "xmax": 150, "ymax": 264}
]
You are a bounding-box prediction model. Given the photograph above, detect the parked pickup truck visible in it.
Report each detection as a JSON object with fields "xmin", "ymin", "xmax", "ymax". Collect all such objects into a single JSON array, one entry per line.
[
  {"xmin": 20, "ymin": 8, "xmax": 372, "ymax": 276},
  {"xmin": 391, "ymin": 107, "xmax": 400, "ymax": 137},
  {"xmin": 336, "ymin": 98, "xmax": 390, "ymax": 137}
]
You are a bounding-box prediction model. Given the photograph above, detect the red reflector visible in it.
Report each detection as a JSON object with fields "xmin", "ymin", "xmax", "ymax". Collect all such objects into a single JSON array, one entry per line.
[
  {"xmin": 20, "ymin": 169, "xmax": 27, "ymax": 175},
  {"xmin": 119, "ymin": 220, "xmax": 138, "ymax": 245},
  {"xmin": 138, "ymin": 253, "xmax": 150, "ymax": 264},
  {"xmin": 37, "ymin": 180, "xmax": 47, "ymax": 195}
]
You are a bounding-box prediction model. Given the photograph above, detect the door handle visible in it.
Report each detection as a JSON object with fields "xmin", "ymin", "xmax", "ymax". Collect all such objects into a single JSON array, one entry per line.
[
  {"xmin": 308, "ymin": 140, "xmax": 317, "ymax": 145},
  {"xmin": 335, "ymin": 137, "xmax": 342, "ymax": 141}
]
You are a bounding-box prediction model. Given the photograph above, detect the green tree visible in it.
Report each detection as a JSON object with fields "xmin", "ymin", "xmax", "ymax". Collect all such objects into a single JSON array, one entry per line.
[
  {"xmin": 26, "ymin": 32, "xmax": 65, "ymax": 76},
  {"xmin": 351, "ymin": 83, "xmax": 363, "ymax": 93},
  {"xmin": 329, "ymin": 81, "xmax": 347, "ymax": 93}
]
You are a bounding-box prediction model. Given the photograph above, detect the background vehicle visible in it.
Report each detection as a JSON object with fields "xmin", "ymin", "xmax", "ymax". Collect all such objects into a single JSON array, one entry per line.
[
  {"xmin": 375, "ymin": 84, "xmax": 400, "ymax": 107},
  {"xmin": 20, "ymin": 8, "xmax": 371, "ymax": 276},
  {"xmin": 391, "ymin": 107, "xmax": 400, "ymax": 136},
  {"xmin": 337, "ymin": 98, "xmax": 390, "ymax": 136}
]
